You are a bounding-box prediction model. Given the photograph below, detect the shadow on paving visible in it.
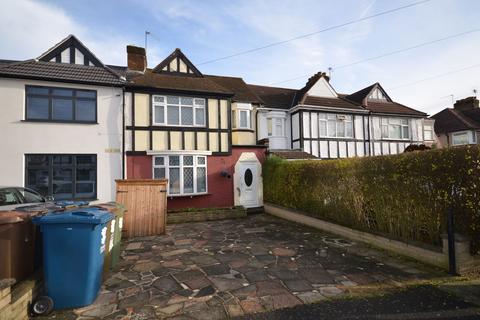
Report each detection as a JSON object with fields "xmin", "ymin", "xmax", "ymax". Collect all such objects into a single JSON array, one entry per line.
[{"xmin": 234, "ymin": 285, "xmax": 480, "ymax": 320}]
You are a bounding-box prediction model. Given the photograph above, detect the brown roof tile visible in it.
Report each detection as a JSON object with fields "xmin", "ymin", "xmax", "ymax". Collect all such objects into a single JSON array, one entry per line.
[
  {"xmin": 365, "ymin": 101, "xmax": 427, "ymax": 116},
  {"xmin": 127, "ymin": 70, "xmax": 233, "ymax": 95},
  {"xmin": 431, "ymin": 108, "xmax": 480, "ymax": 134},
  {"xmin": 248, "ymin": 84, "xmax": 297, "ymax": 109},
  {"xmin": 303, "ymin": 95, "xmax": 364, "ymax": 110},
  {"xmin": 207, "ymin": 75, "xmax": 263, "ymax": 103}
]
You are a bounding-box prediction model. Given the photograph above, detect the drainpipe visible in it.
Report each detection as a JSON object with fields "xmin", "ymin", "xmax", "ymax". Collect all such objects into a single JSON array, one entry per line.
[{"xmin": 122, "ymin": 90, "xmax": 126, "ymax": 179}]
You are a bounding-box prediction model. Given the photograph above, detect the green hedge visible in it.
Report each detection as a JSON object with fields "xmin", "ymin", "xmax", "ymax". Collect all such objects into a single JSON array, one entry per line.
[{"xmin": 264, "ymin": 146, "xmax": 480, "ymax": 253}]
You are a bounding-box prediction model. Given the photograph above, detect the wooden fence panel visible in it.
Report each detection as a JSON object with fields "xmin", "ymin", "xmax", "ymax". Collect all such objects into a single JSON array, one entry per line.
[{"xmin": 115, "ymin": 179, "xmax": 168, "ymax": 238}]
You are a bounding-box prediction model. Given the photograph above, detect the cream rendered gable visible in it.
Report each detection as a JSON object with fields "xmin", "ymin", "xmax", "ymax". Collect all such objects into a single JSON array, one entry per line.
[{"xmin": 306, "ymin": 77, "xmax": 337, "ymax": 98}]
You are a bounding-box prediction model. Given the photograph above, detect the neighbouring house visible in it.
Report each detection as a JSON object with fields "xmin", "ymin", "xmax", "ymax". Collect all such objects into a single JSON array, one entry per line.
[
  {"xmin": 430, "ymin": 97, "xmax": 480, "ymax": 147},
  {"xmin": 0, "ymin": 35, "xmax": 125, "ymax": 202},
  {"xmin": 123, "ymin": 46, "xmax": 266, "ymax": 210},
  {"xmin": 250, "ymin": 72, "xmax": 434, "ymax": 158}
]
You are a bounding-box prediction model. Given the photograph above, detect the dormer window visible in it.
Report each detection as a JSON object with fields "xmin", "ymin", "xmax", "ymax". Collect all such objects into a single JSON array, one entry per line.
[{"xmin": 368, "ymin": 88, "xmax": 387, "ymax": 101}]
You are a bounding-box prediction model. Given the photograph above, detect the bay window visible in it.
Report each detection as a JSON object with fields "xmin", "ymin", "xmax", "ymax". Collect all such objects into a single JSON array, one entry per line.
[
  {"xmin": 153, "ymin": 95, "xmax": 205, "ymax": 126},
  {"xmin": 381, "ymin": 118, "xmax": 409, "ymax": 140},
  {"xmin": 153, "ymin": 155, "xmax": 207, "ymax": 195},
  {"xmin": 233, "ymin": 103, "xmax": 252, "ymax": 129},
  {"xmin": 318, "ymin": 113, "xmax": 353, "ymax": 138}
]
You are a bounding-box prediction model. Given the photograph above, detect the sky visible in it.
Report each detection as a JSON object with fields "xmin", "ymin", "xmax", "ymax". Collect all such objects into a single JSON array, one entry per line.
[{"xmin": 1, "ymin": 0, "xmax": 479, "ymax": 115}]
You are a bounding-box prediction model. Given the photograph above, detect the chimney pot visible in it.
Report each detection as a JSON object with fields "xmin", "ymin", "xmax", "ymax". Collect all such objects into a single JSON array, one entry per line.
[
  {"xmin": 127, "ymin": 45, "xmax": 147, "ymax": 73},
  {"xmin": 453, "ymin": 96, "xmax": 479, "ymax": 111}
]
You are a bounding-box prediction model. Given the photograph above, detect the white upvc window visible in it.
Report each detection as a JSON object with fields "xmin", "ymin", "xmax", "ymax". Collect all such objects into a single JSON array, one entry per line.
[
  {"xmin": 233, "ymin": 103, "xmax": 252, "ymax": 129},
  {"xmin": 452, "ymin": 131, "xmax": 470, "ymax": 146},
  {"xmin": 318, "ymin": 113, "xmax": 353, "ymax": 138},
  {"xmin": 152, "ymin": 95, "xmax": 205, "ymax": 127},
  {"xmin": 381, "ymin": 117, "xmax": 410, "ymax": 140},
  {"xmin": 153, "ymin": 155, "xmax": 207, "ymax": 196},
  {"xmin": 267, "ymin": 117, "xmax": 285, "ymax": 137},
  {"xmin": 424, "ymin": 124, "xmax": 434, "ymax": 141}
]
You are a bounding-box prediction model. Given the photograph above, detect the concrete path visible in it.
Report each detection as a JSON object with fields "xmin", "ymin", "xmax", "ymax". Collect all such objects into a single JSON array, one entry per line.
[{"xmin": 45, "ymin": 214, "xmax": 454, "ymax": 319}]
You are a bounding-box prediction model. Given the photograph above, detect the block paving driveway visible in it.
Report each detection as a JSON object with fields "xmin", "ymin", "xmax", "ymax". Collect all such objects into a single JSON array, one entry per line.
[{"xmin": 52, "ymin": 214, "xmax": 441, "ymax": 319}]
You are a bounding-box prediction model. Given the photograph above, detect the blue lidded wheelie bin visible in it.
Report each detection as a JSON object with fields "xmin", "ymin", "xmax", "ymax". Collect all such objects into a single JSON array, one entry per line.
[{"xmin": 32, "ymin": 208, "xmax": 114, "ymax": 311}]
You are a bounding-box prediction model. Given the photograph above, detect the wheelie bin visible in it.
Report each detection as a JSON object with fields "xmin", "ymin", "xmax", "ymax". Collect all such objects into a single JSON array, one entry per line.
[
  {"xmin": 0, "ymin": 212, "xmax": 36, "ymax": 283},
  {"xmin": 32, "ymin": 208, "xmax": 114, "ymax": 311},
  {"xmin": 95, "ymin": 203, "xmax": 126, "ymax": 271}
]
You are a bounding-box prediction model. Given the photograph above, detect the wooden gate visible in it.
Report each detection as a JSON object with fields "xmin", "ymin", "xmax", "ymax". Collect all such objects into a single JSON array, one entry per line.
[{"xmin": 115, "ymin": 179, "xmax": 168, "ymax": 238}]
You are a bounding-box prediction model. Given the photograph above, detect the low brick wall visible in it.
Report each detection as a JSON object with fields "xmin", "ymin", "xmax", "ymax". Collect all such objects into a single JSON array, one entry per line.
[
  {"xmin": 167, "ymin": 207, "xmax": 247, "ymax": 224},
  {"xmin": 0, "ymin": 274, "xmax": 42, "ymax": 320},
  {"xmin": 265, "ymin": 203, "xmax": 480, "ymax": 274}
]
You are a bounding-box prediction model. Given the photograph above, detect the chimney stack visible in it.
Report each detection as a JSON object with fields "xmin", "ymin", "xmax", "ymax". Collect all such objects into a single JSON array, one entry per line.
[
  {"xmin": 127, "ymin": 45, "xmax": 147, "ymax": 73},
  {"xmin": 453, "ymin": 96, "xmax": 479, "ymax": 112}
]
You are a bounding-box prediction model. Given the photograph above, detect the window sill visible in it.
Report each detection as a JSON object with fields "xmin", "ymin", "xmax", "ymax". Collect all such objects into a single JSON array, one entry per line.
[
  {"xmin": 233, "ymin": 128, "xmax": 254, "ymax": 133},
  {"xmin": 168, "ymin": 192, "xmax": 210, "ymax": 198},
  {"xmin": 22, "ymin": 120, "xmax": 98, "ymax": 125}
]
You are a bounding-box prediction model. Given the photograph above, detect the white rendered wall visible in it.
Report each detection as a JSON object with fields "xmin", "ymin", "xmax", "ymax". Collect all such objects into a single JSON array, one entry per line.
[{"xmin": 0, "ymin": 78, "xmax": 123, "ymax": 202}]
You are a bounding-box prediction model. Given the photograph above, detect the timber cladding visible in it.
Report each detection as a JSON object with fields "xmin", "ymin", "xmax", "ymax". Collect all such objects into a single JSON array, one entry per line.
[
  {"xmin": 115, "ymin": 179, "xmax": 167, "ymax": 238},
  {"xmin": 127, "ymin": 92, "xmax": 231, "ymax": 155}
]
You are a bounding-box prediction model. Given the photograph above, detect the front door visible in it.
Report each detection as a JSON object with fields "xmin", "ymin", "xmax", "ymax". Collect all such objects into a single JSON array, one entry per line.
[{"xmin": 236, "ymin": 162, "xmax": 259, "ymax": 208}]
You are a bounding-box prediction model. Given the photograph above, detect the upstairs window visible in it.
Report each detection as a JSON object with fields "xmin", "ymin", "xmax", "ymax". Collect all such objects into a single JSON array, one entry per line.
[
  {"xmin": 233, "ymin": 104, "xmax": 252, "ymax": 129},
  {"xmin": 318, "ymin": 113, "xmax": 353, "ymax": 138},
  {"xmin": 368, "ymin": 88, "xmax": 387, "ymax": 101},
  {"xmin": 153, "ymin": 155, "xmax": 207, "ymax": 196},
  {"xmin": 152, "ymin": 95, "xmax": 205, "ymax": 127},
  {"xmin": 26, "ymin": 86, "xmax": 97, "ymax": 123},
  {"xmin": 267, "ymin": 118, "xmax": 285, "ymax": 137},
  {"xmin": 381, "ymin": 118, "xmax": 409, "ymax": 140}
]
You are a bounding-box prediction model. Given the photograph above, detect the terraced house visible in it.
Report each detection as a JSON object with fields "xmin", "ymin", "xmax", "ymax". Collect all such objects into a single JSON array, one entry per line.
[
  {"xmin": 250, "ymin": 72, "xmax": 435, "ymax": 159},
  {"xmin": 0, "ymin": 35, "xmax": 124, "ymax": 203},
  {"xmin": 123, "ymin": 46, "xmax": 266, "ymax": 209}
]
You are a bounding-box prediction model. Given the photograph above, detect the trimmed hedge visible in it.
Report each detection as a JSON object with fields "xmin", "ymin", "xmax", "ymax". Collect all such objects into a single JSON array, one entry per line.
[{"xmin": 264, "ymin": 145, "xmax": 480, "ymax": 253}]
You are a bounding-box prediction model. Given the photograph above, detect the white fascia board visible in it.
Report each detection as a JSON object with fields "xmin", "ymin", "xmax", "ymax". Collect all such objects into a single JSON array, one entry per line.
[
  {"xmin": 147, "ymin": 150, "xmax": 212, "ymax": 156},
  {"xmin": 236, "ymin": 102, "xmax": 253, "ymax": 110},
  {"xmin": 370, "ymin": 112, "xmax": 425, "ymax": 118},
  {"xmin": 289, "ymin": 104, "xmax": 369, "ymax": 114}
]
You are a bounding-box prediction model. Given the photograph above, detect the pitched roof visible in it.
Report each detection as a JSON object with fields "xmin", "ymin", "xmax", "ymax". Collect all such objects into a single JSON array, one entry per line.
[
  {"xmin": 127, "ymin": 69, "xmax": 233, "ymax": 95},
  {"xmin": 207, "ymin": 75, "xmax": 263, "ymax": 103},
  {"xmin": 248, "ymin": 84, "xmax": 297, "ymax": 109},
  {"xmin": 303, "ymin": 94, "xmax": 364, "ymax": 110},
  {"xmin": 152, "ymin": 48, "xmax": 202, "ymax": 76},
  {"xmin": 431, "ymin": 108, "xmax": 480, "ymax": 134},
  {"xmin": 0, "ymin": 59, "xmax": 124, "ymax": 86}
]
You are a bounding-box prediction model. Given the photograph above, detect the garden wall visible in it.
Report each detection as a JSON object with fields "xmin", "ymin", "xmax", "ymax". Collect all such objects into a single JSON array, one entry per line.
[{"xmin": 263, "ymin": 145, "xmax": 480, "ymax": 254}]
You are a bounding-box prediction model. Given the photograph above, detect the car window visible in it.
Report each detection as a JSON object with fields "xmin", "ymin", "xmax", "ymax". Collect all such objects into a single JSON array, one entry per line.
[
  {"xmin": 0, "ymin": 189, "xmax": 21, "ymax": 206},
  {"xmin": 18, "ymin": 188, "xmax": 45, "ymax": 204}
]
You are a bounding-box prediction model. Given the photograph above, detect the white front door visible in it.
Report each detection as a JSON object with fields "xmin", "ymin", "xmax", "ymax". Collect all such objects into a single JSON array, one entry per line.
[{"xmin": 236, "ymin": 162, "xmax": 259, "ymax": 208}]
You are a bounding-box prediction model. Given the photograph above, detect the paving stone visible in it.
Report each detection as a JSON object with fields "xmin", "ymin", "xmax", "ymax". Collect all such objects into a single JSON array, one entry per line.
[
  {"xmin": 189, "ymin": 255, "xmax": 219, "ymax": 266},
  {"xmin": 173, "ymin": 270, "xmax": 205, "ymax": 282},
  {"xmin": 231, "ymin": 284, "xmax": 257, "ymax": 299},
  {"xmin": 132, "ymin": 261, "xmax": 161, "ymax": 272},
  {"xmin": 183, "ymin": 276, "xmax": 211, "ymax": 290},
  {"xmin": 209, "ymin": 276, "xmax": 246, "ymax": 292},
  {"xmin": 240, "ymin": 298, "xmax": 264, "ymax": 314},
  {"xmin": 301, "ymin": 267, "xmax": 336, "ymax": 284},
  {"xmin": 195, "ymin": 285, "xmax": 216, "ymax": 297},
  {"xmin": 152, "ymin": 276, "xmax": 182, "ymax": 293},
  {"xmin": 272, "ymin": 248, "xmax": 296, "ymax": 257},
  {"xmin": 175, "ymin": 239, "xmax": 193, "ymax": 246},
  {"xmin": 161, "ymin": 249, "xmax": 190, "ymax": 258},
  {"xmin": 157, "ymin": 303, "xmax": 184, "ymax": 315},
  {"xmin": 125, "ymin": 242, "xmax": 142, "ymax": 250},
  {"xmin": 188, "ymin": 306, "xmax": 226, "ymax": 320},
  {"xmin": 296, "ymin": 291, "xmax": 327, "ymax": 304},
  {"xmin": 256, "ymin": 281, "xmax": 290, "ymax": 297},
  {"xmin": 244, "ymin": 227, "xmax": 265, "ymax": 234},
  {"xmin": 271, "ymin": 293, "xmax": 302, "ymax": 309},
  {"xmin": 268, "ymin": 267, "xmax": 301, "ymax": 280},
  {"xmin": 133, "ymin": 305, "xmax": 156, "ymax": 319},
  {"xmin": 245, "ymin": 270, "xmax": 269, "ymax": 282},
  {"xmin": 148, "ymin": 295, "xmax": 169, "ymax": 307},
  {"xmin": 118, "ymin": 291, "xmax": 149, "ymax": 309},
  {"xmin": 319, "ymin": 285, "xmax": 344, "ymax": 297},
  {"xmin": 201, "ymin": 264, "xmax": 231, "ymax": 276},
  {"xmin": 229, "ymin": 259, "xmax": 249, "ymax": 269},
  {"xmin": 105, "ymin": 279, "xmax": 134, "ymax": 291},
  {"xmin": 283, "ymin": 279, "xmax": 313, "ymax": 292},
  {"xmin": 80, "ymin": 303, "xmax": 116, "ymax": 317},
  {"xmin": 226, "ymin": 304, "xmax": 244, "ymax": 317},
  {"xmin": 163, "ymin": 259, "xmax": 184, "ymax": 268}
]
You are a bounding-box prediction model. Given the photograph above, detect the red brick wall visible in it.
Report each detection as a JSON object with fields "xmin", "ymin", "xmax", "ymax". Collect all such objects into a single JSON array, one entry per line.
[{"xmin": 126, "ymin": 147, "xmax": 267, "ymax": 210}]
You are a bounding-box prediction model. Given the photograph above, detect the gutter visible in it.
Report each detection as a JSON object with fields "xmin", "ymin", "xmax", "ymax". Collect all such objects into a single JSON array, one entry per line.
[{"xmin": 289, "ymin": 104, "xmax": 369, "ymax": 114}]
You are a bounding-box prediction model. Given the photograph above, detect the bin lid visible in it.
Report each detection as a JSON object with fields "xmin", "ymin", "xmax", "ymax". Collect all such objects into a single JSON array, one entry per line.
[
  {"xmin": 32, "ymin": 208, "xmax": 114, "ymax": 225},
  {"xmin": 55, "ymin": 200, "xmax": 90, "ymax": 208},
  {"xmin": 0, "ymin": 212, "xmax": 24, "ymax": 225}
]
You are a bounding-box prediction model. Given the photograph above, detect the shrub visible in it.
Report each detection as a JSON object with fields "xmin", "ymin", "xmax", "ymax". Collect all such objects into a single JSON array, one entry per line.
[{"xmin": 263, "ymin": 145, "xmax": 480, "ymax": 253}]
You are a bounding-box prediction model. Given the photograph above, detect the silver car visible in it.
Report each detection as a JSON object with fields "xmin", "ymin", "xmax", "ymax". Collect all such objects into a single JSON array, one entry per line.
[{"xmin": 0, "ymin": 187, "xmax": 54, "ymax": 211}]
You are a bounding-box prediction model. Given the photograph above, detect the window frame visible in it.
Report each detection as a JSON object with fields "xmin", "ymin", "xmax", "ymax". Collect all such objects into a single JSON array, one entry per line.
[
  {"xmin": 152, "ymin": 155, "xmax": 208, "ymax": 196},
  {"xmin": 234, "ymin": 103, "xmax": 253, "ymax": 130},
  {"xmin": 25, "ymin": 154, "xmax": 97, "ymax": 200},
  {"xmin": 423, "ymin": 124, "xmax": 434, "ymax": 141},
  {"xmin": 318, "ymin": 113, "xmax": 354, "ymax": 138},
  {"xmin": 25, "ymin": 85, "xmax": 97, "ymax": 123},
  {"xmin": 452, "ymin": 131, "xmax": 470, "ymax": 146},
  {"xmin": 152, "ymin": 95, "xmax": 206, "ymax": 127},
  {"xmin": 267, "ymin": 117, "xmax": 285, "ymax": 137},
  {"xmin": 380, "ymin": 117, "xmax": 410, "ymax": 140}
]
